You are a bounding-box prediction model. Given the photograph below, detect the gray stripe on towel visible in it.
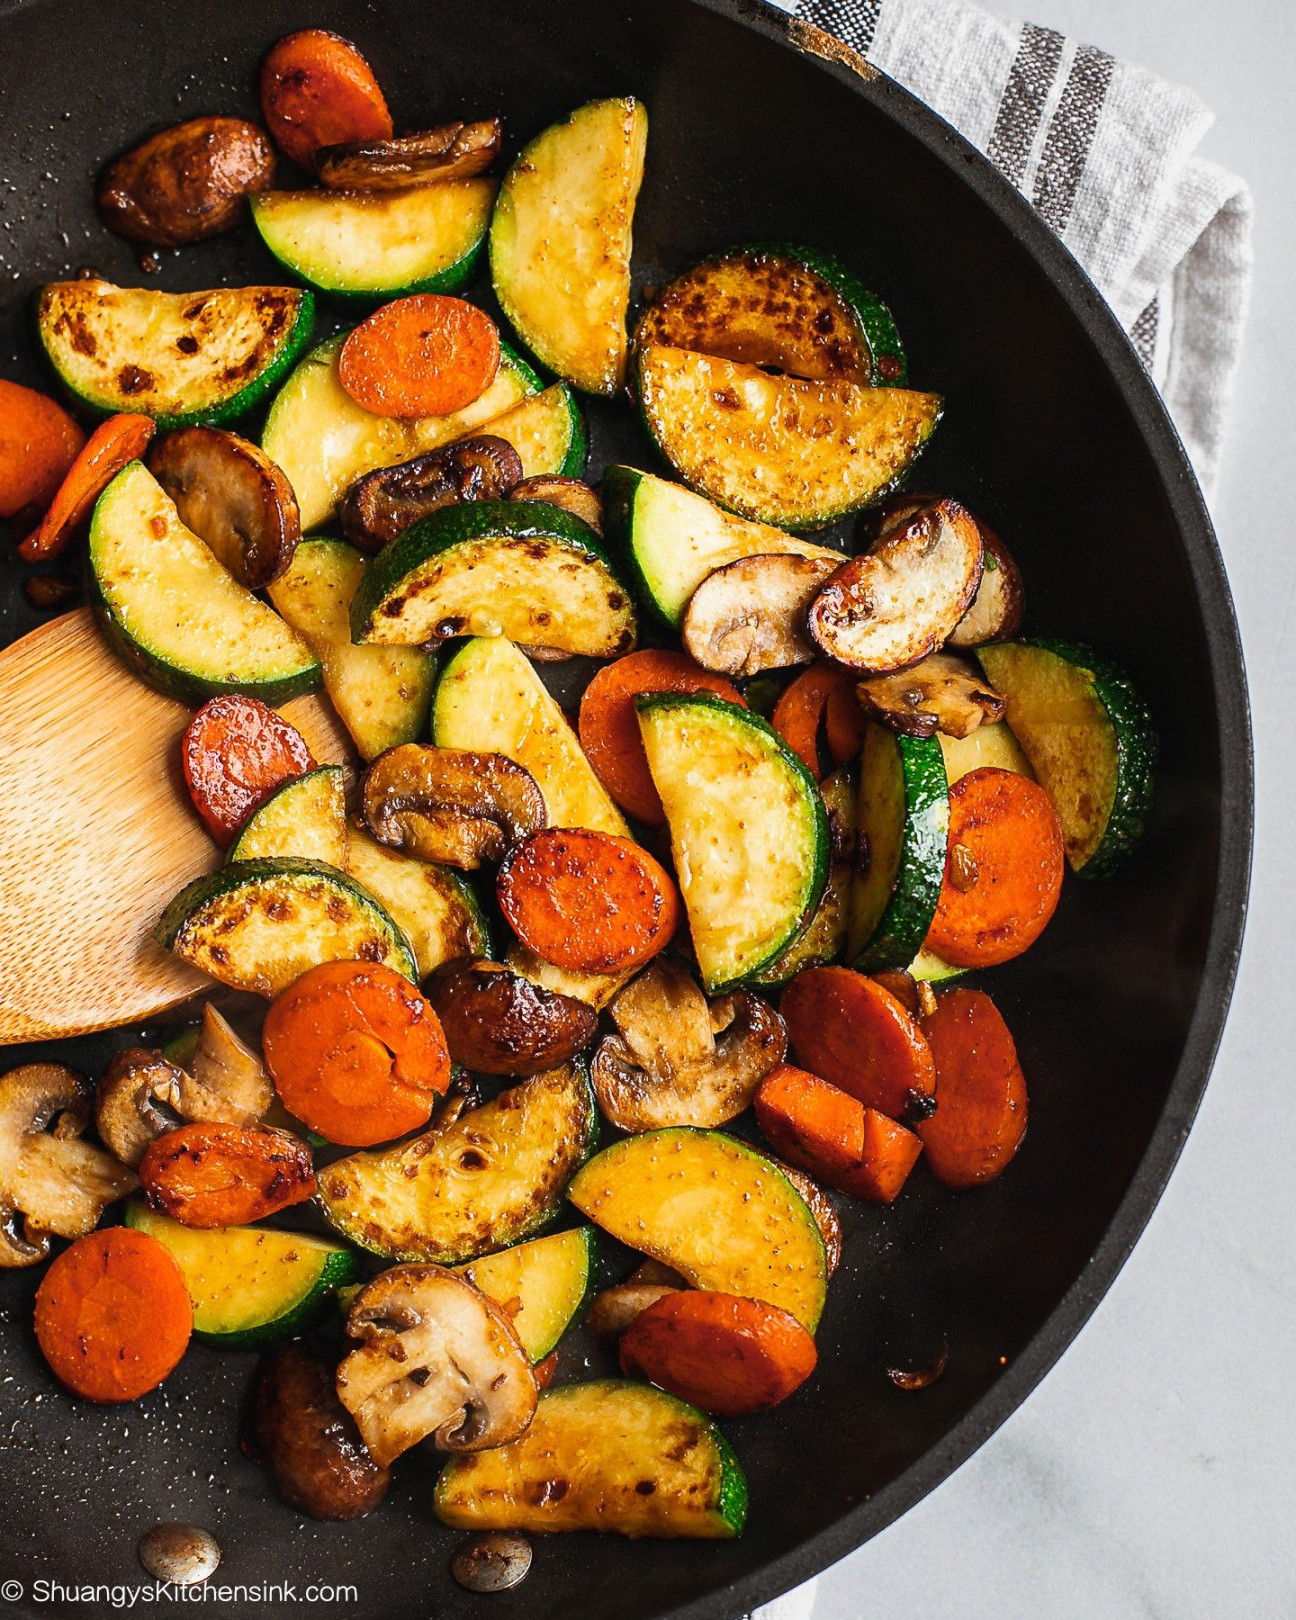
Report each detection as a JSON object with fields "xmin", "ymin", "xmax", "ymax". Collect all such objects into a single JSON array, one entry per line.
[
  {"xmin": 1130, "ymin": 298, "xmax": 1159, "ymax": 370},
  {"xmin": 1032, "ymin": 43, "xmax": 1116, "ymax": 232},
  {"xmin": 985, "ymin": 23, "xmax": 1064, "ymax": 187},
  {"xmin": 799, "ymin": 0, "xmax": 884, "ymax": 53}
]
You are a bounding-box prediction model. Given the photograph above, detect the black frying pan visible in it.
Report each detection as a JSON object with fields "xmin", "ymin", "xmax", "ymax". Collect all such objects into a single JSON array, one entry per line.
[{"xmin": 0, "ymin": 1, "xmax": 1251, "ymax": 1615}]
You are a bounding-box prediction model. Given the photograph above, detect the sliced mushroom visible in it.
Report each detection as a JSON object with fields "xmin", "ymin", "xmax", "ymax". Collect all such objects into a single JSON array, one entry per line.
[
  {"xmin": 425, "ymin": 961, "xmax": 597, "ymax": 1076},
  {"xmin": 765, "ymin": 1158, "xmax": 842, "ymax": 1277},
  {"xmin": 585, "ymin": 1281, "xmax": 680, "ymax": 1338},
  {"xmin": 0, "ymin": 1065, "xmax": 137, "ymax": 1266},
  {"xmin": 809, "ymin": 499, "xmax": 984, "ymax": 673},
  {"xmin": 682, "ymin": 553, "xmax": 841, "ymax": 678},
  {"xmin": 336, "ymin": 1265, "xmax": 537, "ymax": 1468},
  {"xmin": 341, "ymin": 437, "xmax": 524, "ymax": 554},
  {"xmin": 314, "ymin": 120, "xmax": 502, "ymax": 190},
  {"xmin": 95, "ymin": 1048, "xmax": 186, "ymax": 1168},
  {"xmin": 176, "ymin": 1003, "xmax": 273, "ymax": 1125},
  {"xmin": 505, "ymin": 943, "xmax": 634, "ymax": 1012},
  {"xmin": 858, "ymin": 490, "xmax": 942, "ymax": 548},
  {"xmin": 855, "ymin": 651, "xmax": 1005, "ymax": 740},
  {"xmin": 98, "ymin": 116, "xmax": 275, "ymax": 246},
  {"xmin": 590, "ymin": 958, "xmax": 787, "ymax": 1132},
  {"xmin": 508, "ymin": 477, "xmax": 603, "ymax": 534},
  {"xmin": 363, "ymin": 745, "xmax": 548, "ymax": 870},
  {"xmin": 947, "ymin": 525, "xmax": 1024, "ymax": 647},
  {"xmin": 150, "ymin": 428, "xmax": 300, "ymax": 589}
]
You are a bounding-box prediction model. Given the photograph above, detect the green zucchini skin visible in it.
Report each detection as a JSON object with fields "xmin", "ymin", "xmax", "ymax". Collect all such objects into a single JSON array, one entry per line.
[{"xmin": 752, "ymin": 763, "xmax": 855, "ymax": 987}]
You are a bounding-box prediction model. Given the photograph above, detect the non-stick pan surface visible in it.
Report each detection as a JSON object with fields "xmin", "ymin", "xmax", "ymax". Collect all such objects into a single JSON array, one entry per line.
[{"xmin": 0, "ymin": 1, "xmax": 1250, "ymax": 1615}]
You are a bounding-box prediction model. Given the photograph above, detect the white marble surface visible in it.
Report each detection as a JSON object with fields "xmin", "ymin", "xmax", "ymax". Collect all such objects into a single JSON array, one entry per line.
[{"xmin": 778, "ymin": 2, "xmax": 1296, "ymax": 1616}]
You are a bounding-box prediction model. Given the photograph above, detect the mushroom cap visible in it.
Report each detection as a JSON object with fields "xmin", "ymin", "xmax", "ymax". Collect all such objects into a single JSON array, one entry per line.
[
  {"xmin": 855, "ymin": 651, "xmax": 1005, "ymax": 741},
  {"xmin": 336, "ymin": 1265, "xmax": 537, "ymax": 1469},
  {"xmin": 315, "ymin": 119, "xmax": 502, "ymax": 191},
  {"xmin": 682, "ymin": 552, "xmax": 839, "ymax": 678},
  {"xmin": 95, "ymin": 1047, "xmax": 185, "ymax": 1167},
  {"xmin": 362, "ymin": 745, "xmax": 547, "ymax": 871},
  {"xmin": 178, "ymin": 1003, "xmax": 273, "ymax": 1125}
]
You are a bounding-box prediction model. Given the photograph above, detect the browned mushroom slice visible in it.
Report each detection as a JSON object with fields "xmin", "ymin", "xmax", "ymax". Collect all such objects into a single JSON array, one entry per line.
[
  {"xmin": 95, "ymin": 1048, "xmax": 185, "ymax": 1168},
  {"xmin": 765, "ymin": 1158, "xmax": 842, "ymax": 1277},
  {"xmin": 177, "ymin": 1003, "xmax": 273, "ymax": 1125},
  {"xmin": 363, "ymin": 744, "xmax": 547, "ymax": 870},
  {"xmin": 857, "ymin": 490, "xmax": 943, "ymax": 548},
  {"xmin": 314, "ymin": 120, "xmax": 503, "ymax": 190},
  {"xmin": 340, "ymin": 437, "xmax": 524, "ymax": 554},
  {"xmin": 508, "ymin": 476, "xmax": 603, "ymax": 534},
  {"xmin": 590, "ymin": 957, "xmax": 787, "ymax": 1131},
  {"xmin": 682, "ymin": 552, "xmax": 841, "ymax": 679},
  {"xmin": 585, "ymin": 1281, "xmax": 680, "ymax": 1338},
  {"xmin": 947, "ymin": 525, "xmax": 1024, "ymax": 647},
  {"xmin": 809, "ymin": 499, "xmax": 984, "ymax": 673},
  {"xmin": 855, "ymin": 652, "xmax": 1005, "ymax": 740},
  {"xmin": 149, "ymin": 428, "xmax": 300, "ymax": 589},
  {"xmin": 424, "ymin": 961, "xmax": 597, "ymax": 1076},
  {"xmin": 98, "ymin": 116, "xmax": 275, "ymax": 247}
]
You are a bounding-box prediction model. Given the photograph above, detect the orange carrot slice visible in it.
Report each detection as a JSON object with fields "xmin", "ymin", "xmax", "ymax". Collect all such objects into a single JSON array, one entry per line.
[
  {"xmin": 578, "ymin": 650, "xmax": 744, "ymax": 825},
  {"xmin": 916, "ymin": 987, "xmax": 1028, "ymax": 1188},
  {"xmin": 34, "ymin": 1228, "xmax": 192, "ymax": 1403},
  {"xmin": 771, "ymin": 662, "xmax": 858, "ymax": 780},
  {"xmin": 338, "ymin": 295, "xmax": 500, "ymax": 419},
  {"xmin": 755, "ymin": 1063, "xmax": 924, "ymax": 1204},
  {"xmin": 182, "ymin": 694, "xmax": 314, "ymax": 846},
  {"xmin": 17, "ymin": 413, "xmax": 154, "ymax": 561},
  {"xmin": 780, "ymin": 965, "xmax": 935, "ymax": 1118},
  {"xmin": 140, "ymin": 1124, "xmax": 316, "ymax": 1228},
  {"xmin": 263, "ymin": 961, "xmax": 451, "ymax": 1146},
  {"xmin": 497, "ymin": 828, "xmax": 680, "ymax": 974},
  {"xmin": 839, "ymin": 1110, "xmax": 924, "ymax": 1203},
  {"xmin": 823, "ymin": 682, "xmax": 866, "ymax": 766},
  {"xmin": 925, "ymin": 767, "xmax": 1064, "ymax": 968},
  {"xmin": 0, "ymin": 379, "xmax": 85, "ymax": 522},
  {"xmin": 619, "ymin": 1291, "xmax": 817, "ymax": 1417},
  {"xmin": 260, "ymin": 29, "xmax": 392, "ymax": 172}
]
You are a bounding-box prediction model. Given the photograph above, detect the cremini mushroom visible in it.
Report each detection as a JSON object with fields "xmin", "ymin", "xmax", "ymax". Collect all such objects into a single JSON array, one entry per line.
[
  {"xmin": 682, "ymin": 552, "xmax": 840, "ymax": 678},
  {"xmin": 98, "ymin": 116, "xmax": 275, "ymax": 247},
  {"xmin": 508, "ymin": 476, "xmax": 603, "ymax": 534},
  {"xmin": 0, "ymin": 1065, "xmax": 137, "ymax": 1266},
  {"xmin": 855, "ymin": 651, "xmax": 1005, "ymax": 740},
  {"xmin": 585, "ymin": 1280, "xmax": 681, "ymax": 1338},
  {"xmin": 177, "ymin": 1003, "xmax": 274, "ymax": 1125},
  {"xmin": 95, "ymin": 1048, "xmax": 186, "ymax": 1168},
  {"xmin": 590, "ymin": 957, "xmax": 787, "ymax": 1131},
  {"xmin": 425, "ymin": 961, "xmax": 597, "ymax": 1076},
  {"xmin": 340, "ymin": 437, "xmax": 523, "ymax": 554},
  {"xmin": 335, "ymin": 1265, "xmax": 537, "ymax": 1468},
  {"xmin": 362, "ymin": 745, "xmax": 548, "ymax": 870},
  {"xmin": 314, "ymin": 119, "xmax": 502, "ymax": 189}
]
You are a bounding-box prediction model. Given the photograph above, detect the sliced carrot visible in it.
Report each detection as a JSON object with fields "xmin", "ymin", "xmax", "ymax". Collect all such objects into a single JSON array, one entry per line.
[
  {"xmin": 182, "ymin": 694, "xmax": 314, "ymax": 846},
  {"xmin": 619, "ymin": 1291, "xmax": 817, "ymax": 1417},
  {"xmin": 34, "ymin": 1227, "xmax": 192, "ymax": 1403},
  {"xmin": 925, "ymin": 767, "xmax": 1064, "ymax": 968},
  {"xmin": 839, "ymin": 1110, "xmax": 924, "ymax": 1203},
  {"xmin": 263, "ymin": 961, "xmax": 451, "ymax": 1147},
  {"xmin": 780, "ymin": 965, "xmax": 935, "ymax": 1118},
  {"xmin": 260, "ymin": 28, "xmax": 392, "ymax": 172},
  {"xmin": 17, "ymin": 413, "xmax": 154, "ymax": 561},
  {"xmin": 578, "ymin": 650, "xmax": 745, "ymax": 825},
  {"xmin": 497, "ymin": 828, "xmax": 680, "ymax": 974},
  {"xmin": 755, "ymin": 1063, "xmax": 923, "ymax": 1204},
  {"xmin": 824, "ymin": 682, "xmax": 867, "ymax": 767},
  {"xmin": 533, "ymin": 1351, "xmax": 559, "ymax": 1391},
  {"xmin": 139, "ymin": 1124, "xmax": 316, "ymax": 1228},
  {"xmin": 771, "ymin": 662, "xmax": 858, "ymax": 780},
  {"xmin": 870, "ymin": 969, "xmax": 919, "ymax": 1015},
  {"xmin": 916, "ymin": 987, "xmax": 1028, "ymax": 1188},
  {"xmin": 0, "ymin": 379, "xmax": 85, "ymax": 521},
  {"xmin": 338, "ymin": 296, "xmax": 500, "ymax": 419}
]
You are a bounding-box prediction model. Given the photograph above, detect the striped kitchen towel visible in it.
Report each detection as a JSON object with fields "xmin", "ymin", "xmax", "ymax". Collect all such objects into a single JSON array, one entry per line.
[{"xmin": 770, "ymin": 0, "xmax": 1253, "ymax": 501}]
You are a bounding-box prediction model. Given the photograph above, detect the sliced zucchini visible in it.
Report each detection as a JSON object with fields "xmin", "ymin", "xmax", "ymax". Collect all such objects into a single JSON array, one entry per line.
[
  {"xmin": 344, "ymin": 820, "xmax": 491, "ymax": 978},
  {"xmin": 156, "ymin": 857, "xmax": 417, "ymax": 997},
  {"xmin": 434, "ymin": 1380, "xmax": 747, "ymax": 1539},
  {"xmin": 908, "ymin": 945, "xmax": 965, "ymax": 984},
  {"xmin": 124, "ymin": 1200, "xmax": 357, "ymax": 1349},
  {"xmin": 481, "ymin": 382, "xmax": 587, "ymax": 479},
  {"xmin": 89, "ymin": 461, "xmax": 319, "ymax": 704},
  {"xmin": 38, "ymin": 279, "xmax": 314, "ymax": 428},
  {"xmin": 267, "ymin": 537, "xmax": 436, "ymax": 760},
  {"xmin": 250, "ymin": 179, "xmax": 493, "ymax": 299},
  {"xmin": 490, "ymin": 97, "xmax": 648, "ymax": 395},
  {"xmin": 317, "ymin": 1060, "xmax": 597, "ymax": 1264},
  {"xmin": 262, "ymin": 332, "xmax": 542, "ymax": 532},
  {"xmin": 455, "ymin": 1227, "xmax": 596, "ymax": 1361},
  {"xmin": 976, "ymin": 640, "xmax": 1156, "ymax": 874},
  {"xmin": 637, "ymin": 344, "xmax": 942, "ymax": 530},
  {"xmin": 602, "ymin": 466, "xmax": 840, "ymax": 629},
  {"xmin": 568, "ymin": 1128, "xmax": 827, "ymax": 1331},
  {"xmin": 753, "ymin": 764, "xmax": 854, "ymax": 986},
  {"xmin": 636, "ymin": 693, "xmax": 828, "ymax": 991},
  {"xmin": 228, "ymin": 765, "xmax": 347, "ymax": 866},
  {"xmin": 849, "ymin": 723, "xmax": 949, "ymax": 972},
  {"xmin": 433, "ymin": 637, "xmax": 629, "ymax": 836},
  {"xmin": 635, "ymin": 243, "xmax": 905, "ymax": 386},
  {"xmin": 937, "ymin": 720, "xmax": 1034, "ymax": 786},
  {"xmin": 350, "ymin": 500, "xmax": 636, "ymax": 658}
]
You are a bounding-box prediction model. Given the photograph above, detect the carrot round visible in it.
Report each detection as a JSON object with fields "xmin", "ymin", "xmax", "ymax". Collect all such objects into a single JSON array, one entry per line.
[
  {"xmin": 140, "ymin": 1124, "xmax": 316, "ymax": 1228},
  {"xmin": 780, "ymin": 965, "xmax": 935, "ymax": 1119},
  {"xmin": 870, "ymin": 970, "xmax": 920, "ymax": 1015},
  {"xmin": 840, "ymin": 1110, "xmax": 924, "ymax": 1203},
  {"xmin": 824, "ymin": 683, "xmax": 866, "ymax": 767},
  {"xmin": 497, "ymin": 828, "xmax": 680, "ymax": 974},
  {"xmin": 755, "ymin": 1063, "xmax": 923, "ymax": 1204},
  {"xmin": 182, "ymin": 694, "xmax": 314, "ymax": 846},
  {"xmin": 34, "ymin": 1228, "xmax": 192, "ymax": 1403},
  {"xmin": 619, "ymin": 1291, "xmax": 817, "ymax": 1417},
  {"xmin": 771, "ymin": 663, "xmax": 859, "ymax": 780},
  {"xmin": 263, "ymin": 961, "xmax": 451, "ymax": 1146},
  {"xmin": 0, "ymin": 379, "xmax": 85, "ymax": 522},
  {"xmin": 17, "ymin": 413, "xmax": 153, "ymax": 561},
  {"xmin": 260, "ymin": 28, "xmax": 392, "ymax": 172},
  {"xmin": 917, "ymin": 988, "xmax": 1028, "ymax": 1188},
  {"xmin": 338, "ymin": 296, "xmax": 501, "ymax": 419},
  {"xmin": 578, "ymin": 650, "xmax": 744, "ymax": 825},
  {"xmin": 925, "ymin": 767, "xmax": 1064, "ymax": 968}
]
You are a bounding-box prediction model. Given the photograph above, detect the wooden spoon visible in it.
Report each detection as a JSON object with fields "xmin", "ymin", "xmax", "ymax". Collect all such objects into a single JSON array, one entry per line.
[{"xmin": 0, "ymin": 608, "xmax": 354, "ymax": 1045}]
